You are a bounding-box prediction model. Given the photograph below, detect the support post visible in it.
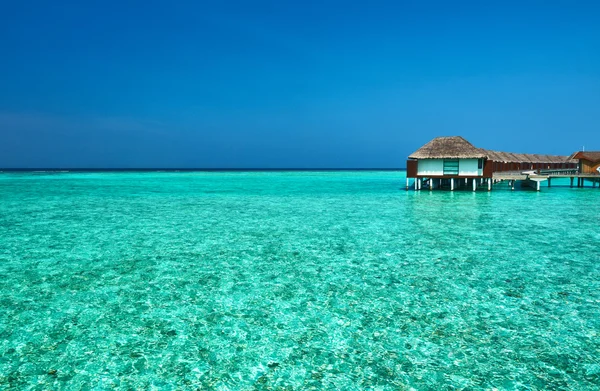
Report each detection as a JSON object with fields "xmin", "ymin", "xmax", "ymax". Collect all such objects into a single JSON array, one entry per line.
[
  {"xmin": 406, "ymin": 177, "xmax": 410, "ymax": 190},
  {"xmin": 548, "ymin": 178, "xmax": 551, "ymax": 187},
  {"xmin": 570, "ymin": 177, "xmax": 574, "ymax": 188},
  {"xmin": 536, "ymin": 181, "xmax": 540, "ymax": 191},
  {"xmin": 472, "ymin": 178, "xmax": 476, "ymax": 192},
  {"xmin": 451, "ymin": 178, "xmax": 454, "ymax": 191},
  {"xmin": 487, "ymin": 178, "xmax": 491, "ymax": 191},
  {"xmin": 418, "ymin": 178, "xmax": 422, "ymax": 190}
]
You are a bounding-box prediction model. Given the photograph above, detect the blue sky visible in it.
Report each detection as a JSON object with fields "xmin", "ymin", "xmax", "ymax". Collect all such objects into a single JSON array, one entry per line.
[{"xmin": 1, "ymin": 1, "xmax": 599, "ymax": 168}]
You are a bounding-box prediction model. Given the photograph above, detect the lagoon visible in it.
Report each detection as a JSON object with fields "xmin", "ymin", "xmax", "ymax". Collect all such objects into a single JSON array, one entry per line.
[{"xmin": 1, "ymin": 171, "xmax": 599, "ymax": 390}]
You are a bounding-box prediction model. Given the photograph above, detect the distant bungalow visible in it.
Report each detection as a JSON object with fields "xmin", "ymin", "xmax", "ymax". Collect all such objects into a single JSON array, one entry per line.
[
  {"xmin": 569, "ymin": 151, "xmax": 600, "ymax": 174},
  {"xmin": 406, "ymin": 136, "xmax": 598, "ymax": 191}
]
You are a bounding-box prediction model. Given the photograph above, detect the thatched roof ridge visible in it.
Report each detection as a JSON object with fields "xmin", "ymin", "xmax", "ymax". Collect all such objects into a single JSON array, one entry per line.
[{"xmin": 408, "ymin": 136, "xmax": 487, "ymax": 159}]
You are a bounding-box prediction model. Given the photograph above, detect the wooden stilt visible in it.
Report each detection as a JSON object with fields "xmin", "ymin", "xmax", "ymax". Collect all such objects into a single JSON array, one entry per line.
[
  {"xmin": 472, "ymin": 178, "xmax": 476, "ymax": 192},
  {"xmin": 487, "ymin": 178, "xmax": 491, "ymax": 191},
  {"xmin": 451, "ymin": 178, "xmax": 454, "ymax": 191},
  {"xmin": 570, "ymin": 177, "xmax": 574, "ymax": 188}
]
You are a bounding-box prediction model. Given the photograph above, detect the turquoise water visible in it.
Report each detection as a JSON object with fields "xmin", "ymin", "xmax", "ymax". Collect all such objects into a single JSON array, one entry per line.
[{"xmin": 1, "ymin": 171, "xmax": 599, "ymax": 390}]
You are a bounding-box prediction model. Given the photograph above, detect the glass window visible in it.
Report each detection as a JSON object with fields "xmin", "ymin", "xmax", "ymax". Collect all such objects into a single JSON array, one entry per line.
[{"xmin": 443, "ymin": 159, "xmax": 459, "ymax": 175}]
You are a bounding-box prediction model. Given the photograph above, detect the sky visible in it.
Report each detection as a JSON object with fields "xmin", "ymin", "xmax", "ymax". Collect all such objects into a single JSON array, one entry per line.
[{"xmin": 1, "ymin": 0, "xmax": 599, "ymax": 168}]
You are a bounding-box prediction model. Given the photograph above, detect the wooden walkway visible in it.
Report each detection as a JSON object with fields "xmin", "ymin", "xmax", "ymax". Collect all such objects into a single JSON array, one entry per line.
[
  {"xmin": 492, "ymin": 170, "xmax": 600, "ymax": 190},
  {"xmin": 408, "ymin": 171, "xmax": 600, "ymax": 192},
  {"xmin": 494, "ymin": 169, "xmax": 599, "ymax": 179}
]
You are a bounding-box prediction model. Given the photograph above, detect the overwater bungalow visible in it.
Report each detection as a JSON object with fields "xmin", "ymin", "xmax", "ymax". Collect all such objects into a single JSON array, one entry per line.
[
  {"xmin": 569, "ymin": 151, "xmax": 600, "ymax": 174},
  {"xmin": 406, "ymin": 136, "xmax": 597, "ymax": 191}
]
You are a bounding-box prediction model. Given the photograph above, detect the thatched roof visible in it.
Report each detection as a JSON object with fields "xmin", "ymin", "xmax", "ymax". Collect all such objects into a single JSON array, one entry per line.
[
  {"xmin": 408, "ymin": 136, "xmax": 487, "ymax": 159},
  {"xmin": 569, "ymin": 151, "xmax": 600, "ymax": 163},
  {"xmin": 409, "ymin": 136, "xmax": 576, "ymax": 163},
  {"xmin": 483, "ymin": 150, "xmax": 575, "ymax": 164}
]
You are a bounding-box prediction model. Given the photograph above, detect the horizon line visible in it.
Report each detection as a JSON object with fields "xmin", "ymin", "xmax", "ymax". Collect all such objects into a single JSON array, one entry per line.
[{"xmin": 0, "ymin": 168, "xmax": 407, "ymax": 172}]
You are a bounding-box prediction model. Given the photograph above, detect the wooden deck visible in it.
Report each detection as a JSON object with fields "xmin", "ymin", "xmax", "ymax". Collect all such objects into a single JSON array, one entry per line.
[
  {"xmin": 491, "ymin": 170, "xmax": 600, "ymax": 191},
  {"xmin": 493, "ymin": 170, "xmax": 600, "ymax": 180},
  {"xmin": 492, "ymin": 172, "xmax": 528, "ymax": 180}
]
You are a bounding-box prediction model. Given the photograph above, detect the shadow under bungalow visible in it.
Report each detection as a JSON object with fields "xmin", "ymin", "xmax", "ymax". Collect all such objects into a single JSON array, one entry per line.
[{"xmin": 406, "ymin": 136, "xmax": 600, "ymax": 191}]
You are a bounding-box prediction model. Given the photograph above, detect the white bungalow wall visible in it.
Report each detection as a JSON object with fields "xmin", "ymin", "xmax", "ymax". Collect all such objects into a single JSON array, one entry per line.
[
  {"xmin": 417, "ymin": 159, "xmax": 483, "ymax": 176},
  {"xmin": 417, "ymin": 159, "xmax": 444, "ymax": 175},
  {"xmin": 458, "ymin": 159, "xmax": 481, "ymax": 176}
]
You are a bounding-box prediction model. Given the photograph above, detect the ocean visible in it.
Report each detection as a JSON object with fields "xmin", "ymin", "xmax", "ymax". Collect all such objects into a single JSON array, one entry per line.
[{"xmin": 1, "ymin": 171, "xmax": 599, "ymax": 390}]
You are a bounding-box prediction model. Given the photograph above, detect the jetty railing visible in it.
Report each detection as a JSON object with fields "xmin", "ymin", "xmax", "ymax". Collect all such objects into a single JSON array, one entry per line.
[{"xmin": 539, "ymin": 168, "xmax": 579, "ymax": 175}]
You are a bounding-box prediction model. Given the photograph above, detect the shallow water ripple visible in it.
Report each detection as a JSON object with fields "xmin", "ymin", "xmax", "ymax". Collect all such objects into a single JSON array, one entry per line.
[{"xmin": 0, "ymin": 172, "xmax": 599, "ymax": 390}]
